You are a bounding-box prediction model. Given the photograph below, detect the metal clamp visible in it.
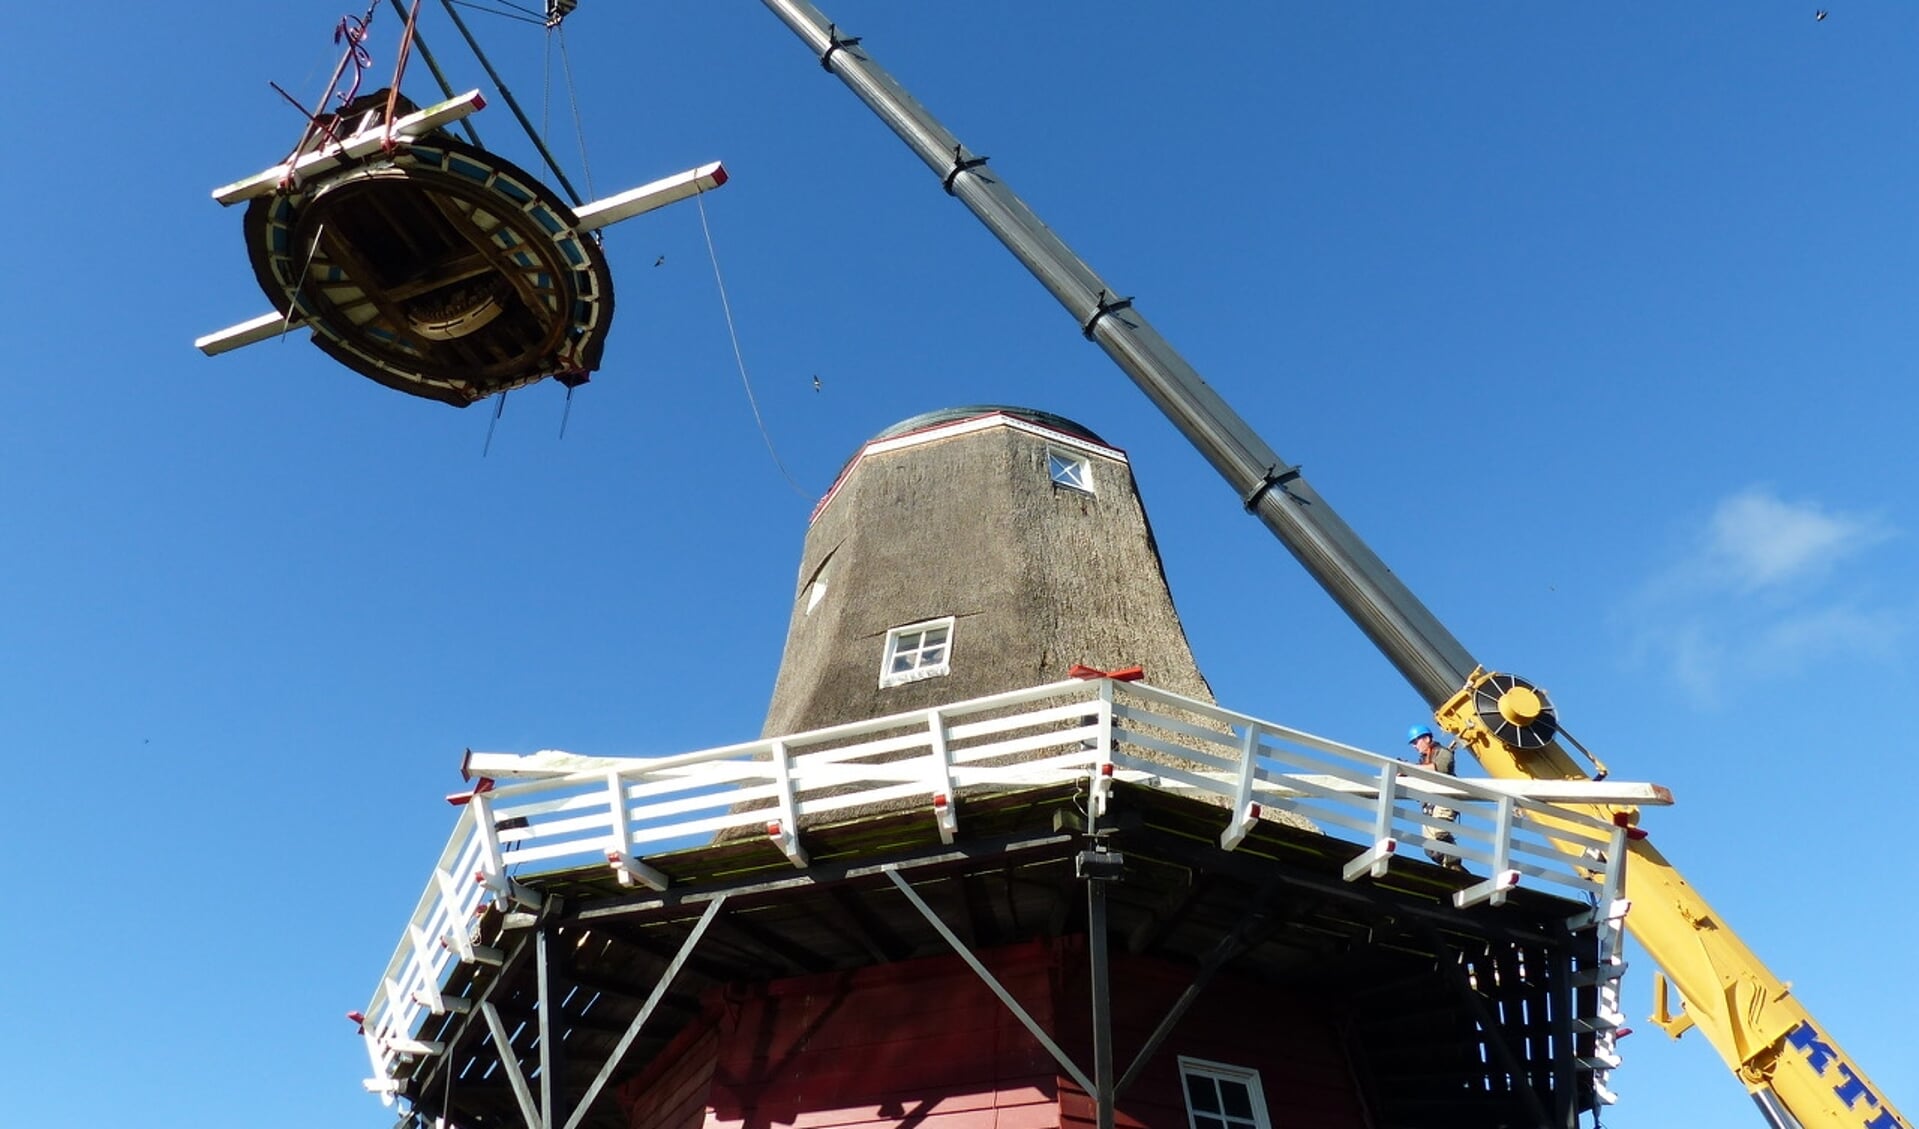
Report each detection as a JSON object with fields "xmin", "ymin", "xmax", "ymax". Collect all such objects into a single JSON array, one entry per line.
[
  {"xmin": 1241, "ymin": 464, "xmax": 1301, "ymax": 512},
  {"xmin": 942, "ymin": 144, "xmax": 990, "ymax": 194},
  {"xmin": 820, "ymin": 24, "xmax": 862, "ymax": 71},
  {"xmin": 1080, "ymin": 289, "xmax": 1135, "ymax": 339}
]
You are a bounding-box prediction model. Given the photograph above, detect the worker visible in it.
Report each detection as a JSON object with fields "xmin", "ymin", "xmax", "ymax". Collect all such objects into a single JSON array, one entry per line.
[{"xmin": 1408, "ymin": 724, "xmax": 1466, "ymax": 871}]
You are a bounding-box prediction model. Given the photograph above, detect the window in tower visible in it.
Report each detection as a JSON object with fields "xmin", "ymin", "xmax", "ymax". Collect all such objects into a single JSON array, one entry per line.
[
  {"xmin": 1048, "ymin": 450, "xmax": 1094, "ymax": 494},
  {"xmin": 880, "ymin": 617, "xmax": 955, "ymax": 687}
]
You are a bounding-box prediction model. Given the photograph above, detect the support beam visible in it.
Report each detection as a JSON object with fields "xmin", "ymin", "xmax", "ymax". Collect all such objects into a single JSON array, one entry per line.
[
  {"xmin": 1421, "ymin": 927, "xmax": 1555, "ymax": 1128},
  {"xmin": 573, "ymin": 162, "xmax": 728, "ymax": 231},
  {"xmin": 481, "ymin": 1001, "xmax": 544, "ymax": 1129},
  {"xmin": 1342, "ymin": 838, "xmax": 1397, "ymax": 883},
  {"xmin": 716, "ymin": 911, "xmax": 837, "ymax": 974},
  {"xmin": 1115, "ymin": 880, "xmax": 1292, "ymax": 1097},
  {"xmin": 1127, "ymin": 873, "xmax": 1206, "ymax": 955},
  {"xmin": 1549, "ymin": 941, "xmax": 1580, "ymax": 1127},
  {"xmin": 194, "ymin": 311, "xmax": 299, "ymax": 356},
  {"xmin": 210, "ymin": 89, "xmax": 488, "ymax": 205},
  {"xmin": 538, "ymin": 926, "xmax": 558, "ymax": 1129},
  {"xmin": 1137, "ymin": 833, "xmax": 1571, "ymax": 947},
  {"xmin": 1087, "ymin": 874, "xmax": 1115, "ymax": 1129},
  {"xmin": 385, "ymin": 917, "xmax": 540, "ymax": 1118},
  {"xmin": 572, "ymin": 830, "xmax": 1075, "ymax": 924},
  {"xmin": 1452, "ymin": 869, "xmax": 1521, "ymax": 910},
  {"xmin": 487, "ymin": 994, "xmax": 644, "ymax": 1038},
  {"xmin": 824, "ymin": 885, "xmax": 909, "ymax": 964},
  {"xmin": 884, "ymin": 866, "xmax": 1095, "ymax": 1096},
  {"xmin": 560, "ymin": 896, "xmax": 728, "ymax": 1129}
]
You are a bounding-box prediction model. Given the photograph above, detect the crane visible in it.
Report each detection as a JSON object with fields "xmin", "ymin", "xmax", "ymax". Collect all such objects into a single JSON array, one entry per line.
[{"xmin": 750, "ymin": 2, "xmax": 1909, "ymax": 1127}]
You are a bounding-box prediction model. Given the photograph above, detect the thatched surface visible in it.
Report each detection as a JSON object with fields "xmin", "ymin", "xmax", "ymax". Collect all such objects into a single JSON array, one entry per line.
[
  {"xmin": 728, "ymin": 409, "xmax": 1313, "ymax": 835},
  {"xmin": 762, "ymin": 410, "xmax": 1213, "ymax": 740}
]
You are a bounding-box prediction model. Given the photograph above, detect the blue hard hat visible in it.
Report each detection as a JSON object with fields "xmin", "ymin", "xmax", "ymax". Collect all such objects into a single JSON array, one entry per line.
[{"xmin": 1407, "ymin": 724, "xmax": 1434, "ymax": 744}]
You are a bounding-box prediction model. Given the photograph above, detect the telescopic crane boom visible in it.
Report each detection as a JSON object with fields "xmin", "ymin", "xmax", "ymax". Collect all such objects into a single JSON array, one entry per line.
[{"xmin": 757, "ymin": 3, "xmax": 1909, "ymax": 1127}]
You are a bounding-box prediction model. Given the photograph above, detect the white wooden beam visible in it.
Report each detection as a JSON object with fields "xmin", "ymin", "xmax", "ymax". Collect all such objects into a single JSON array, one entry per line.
[
  {"xmin": 607, "ymin": 850, "xmax": 671, "ymax": 891},
  {"xmin": 464, "ymin": 748, "xmax": 639, "ymax": 780},
  {"xmin": 211, "ymin": 90, "xmax": 489, "ymax": 206},
  {"xmin": 1453, "ymin": 869, "xmax": 1522, "ymax": 910},
  {"xmin": 573, "ymin": 161, "xmax": 728, "ymax": 232},
  {"xmin": 1276, "ymin": 774, "xmax": 1673, "ymax": 807},
  {"xmin": 1342, "ymin": 838, "xmax": 1397, "ymax": 882},
  {"xmin": 195, "ymin": 311, "xmax": 303, "ymax": 356},
  {"xmin": 1218, "ymin": 801, "xmax": 1261, "ymax": 852}
]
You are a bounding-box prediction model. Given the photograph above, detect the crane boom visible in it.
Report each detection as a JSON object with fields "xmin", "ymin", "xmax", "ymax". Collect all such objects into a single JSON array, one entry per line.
[{"xmin": 757, "ymin": 3, "xmax": 1910, "ymax": 1127}]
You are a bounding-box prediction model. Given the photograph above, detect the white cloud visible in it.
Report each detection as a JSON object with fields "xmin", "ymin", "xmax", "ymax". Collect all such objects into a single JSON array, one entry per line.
[
  {"xmin": 1703, "ymin": 489, "xmax": 1891, "ymax": 592},
  {"xmin": 1616, "ymin": 487, "xmax": 1904, "ymax": 707}
]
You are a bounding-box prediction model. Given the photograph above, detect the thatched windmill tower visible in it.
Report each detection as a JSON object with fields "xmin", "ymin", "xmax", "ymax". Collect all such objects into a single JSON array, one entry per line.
[
  {"xmin": 358, "ymin": 406, "xmax": 1633, "ymax": 1129},
  {"xmin": 762, "ymin": 406, "xmax": 1212, "ymax": 739}
]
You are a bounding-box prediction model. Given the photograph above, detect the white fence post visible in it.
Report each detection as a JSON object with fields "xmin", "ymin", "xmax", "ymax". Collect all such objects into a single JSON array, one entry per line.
[
  {"xmin": 766, "ymin": 740, "xmax": 810, "ymax": 867},
  {"xmin": 1219, "ymin": 724, "xmax": 1263, "ymax": 851},
  {"xmin": 1342, "ymin": 761, "xmax": 1402, "ymax": 881},
  {"xmin": 927, "ymin": 708, "xmax": 958, "ymax": 844}
]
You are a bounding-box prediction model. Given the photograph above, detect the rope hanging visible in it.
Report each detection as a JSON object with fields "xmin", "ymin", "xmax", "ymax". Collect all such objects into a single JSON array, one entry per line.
[{"xmin": 696, "ymin": 192, "xmax": 809, "ymax": 499}]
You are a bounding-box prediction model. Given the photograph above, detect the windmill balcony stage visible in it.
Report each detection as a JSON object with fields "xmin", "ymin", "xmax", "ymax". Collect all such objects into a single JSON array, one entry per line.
[{"xmin": 359, "ymin": 675, "xmax": 1663, "ymax": 1129}]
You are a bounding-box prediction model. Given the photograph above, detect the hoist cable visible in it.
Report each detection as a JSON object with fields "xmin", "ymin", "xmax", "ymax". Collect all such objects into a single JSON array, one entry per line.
[
  {"xmin": 556, "ymin": 24, "xmax": 595, "ymax": 200},
  {"xmin": 453, "ymin": 0, "xmax": 544, "ymax": 26},
  {"xmin": 380, "ymin": 0, "xmax": 424, "ymax": 149},
  {"xmin": 434, "ymin": 0, "xmax": 585, "ymax": 205},
  {"xmin": 384, "ymin": 0, "xmax": 482, "ymax": 146},
  {"xmin": 696, "ymin": 192, "xmax": 808, "ymax": 499}
]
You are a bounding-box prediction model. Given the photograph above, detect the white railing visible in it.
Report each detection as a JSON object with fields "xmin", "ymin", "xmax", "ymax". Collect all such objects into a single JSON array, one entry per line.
[{"xmin": 360, "ymin": 677, "xmax": 1642, "ymax": 1101}]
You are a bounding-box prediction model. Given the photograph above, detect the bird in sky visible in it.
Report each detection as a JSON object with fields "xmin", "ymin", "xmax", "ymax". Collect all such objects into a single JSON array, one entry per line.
[
  {"xmin": 1816, "ymin": 9, "xmax": 1828, "ymax": 19},
  {"xmin": 812, "ymin": 374, "xmax": 822, "ymax": 392},
  {"xmin": 653, "ymin": 255, "xmax": 666, "ymax": 267}
]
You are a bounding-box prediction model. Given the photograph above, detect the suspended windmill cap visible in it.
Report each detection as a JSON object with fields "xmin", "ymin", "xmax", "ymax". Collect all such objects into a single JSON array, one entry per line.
[{"xmin": 214, "ymin": 89, "xmax": 616, "ymax": 406}]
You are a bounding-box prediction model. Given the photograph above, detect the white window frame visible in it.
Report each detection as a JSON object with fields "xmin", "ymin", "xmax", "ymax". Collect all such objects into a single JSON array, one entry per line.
[
  {"xmin": 1048, "ymin": 449, "xmax": 1095, "ymax": 494},
  {"xmin": 879, "ymin": 617, "xmax": 955, "ymax": 688},
  {"xmin": 1177, "ymin": 1057, "xmax": 1271, "ymax": 1129}
]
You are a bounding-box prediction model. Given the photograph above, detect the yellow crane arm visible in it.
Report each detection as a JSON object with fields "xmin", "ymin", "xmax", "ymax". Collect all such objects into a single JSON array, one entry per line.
[
  {"xmin": 750, "ymin": 7, "xmax": 1908, "ymax": 1120},
  {"xmin": 1437, "ymin": 674, "xmax": 1909, "ymax": 1129}
]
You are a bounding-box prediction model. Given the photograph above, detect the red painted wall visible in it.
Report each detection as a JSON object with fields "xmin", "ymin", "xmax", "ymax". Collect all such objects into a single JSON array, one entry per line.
[
  {"xmin": 1054, "ymin": 940, "xmax": 1372, "ymax": 1129},
  {"xmin": 615, "ymin": 938, "xmax": 1368, "ymax": 1129}
]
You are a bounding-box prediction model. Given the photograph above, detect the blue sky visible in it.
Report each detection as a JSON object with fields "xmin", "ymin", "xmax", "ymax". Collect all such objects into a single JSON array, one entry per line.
[{"xmin": 2, "ymin": 3, "xmax": 1913, "ymax": 1126}]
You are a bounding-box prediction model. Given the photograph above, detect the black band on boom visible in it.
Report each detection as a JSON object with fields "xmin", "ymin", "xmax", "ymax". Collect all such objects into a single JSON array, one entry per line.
[
  {"xmin": 1242, "ymin": 466, "xmax": 1302, "ymax": 512},
  {"xmin": 820, "ymin": 25, "xmax": 863, "ymax": 71},
  {"xmin": 1081, "ymin": 290, "xmax": 1136, "ymax": 339},
  {"xmin": 942, "ymin": 144, "xmax": 990, "ymax": 194}
]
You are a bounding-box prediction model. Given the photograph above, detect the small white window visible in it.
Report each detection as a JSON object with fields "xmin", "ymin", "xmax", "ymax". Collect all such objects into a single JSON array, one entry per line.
[
  {"xmin": 880, "ymin": 617, "xmax": 955, "ymax": 687},
  {"xmin": 1048, "ymin": 450, "xmax": 1094, "ymax": 494},
  {"xmin": 1178, "ymin": 1058, "xmax": 1270, "ymax": 1129}
]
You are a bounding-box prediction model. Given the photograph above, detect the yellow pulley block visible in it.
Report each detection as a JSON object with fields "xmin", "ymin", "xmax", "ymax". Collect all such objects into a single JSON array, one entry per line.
[{"xmin": 1453, "ymin": 670, "xmax": 1560, "ymax": 751}]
